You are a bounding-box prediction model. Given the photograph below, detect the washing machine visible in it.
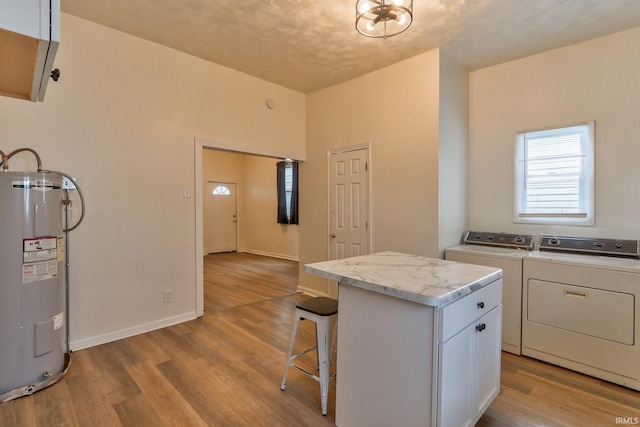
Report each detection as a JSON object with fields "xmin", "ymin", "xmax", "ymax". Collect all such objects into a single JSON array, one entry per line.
[
  {"xmin": 446, "ymin": 231, "xmax": 534, "ymax": 355},
  {"xmin": 522, "ymin": 234, "xmax": 640, "ymax": 390}
]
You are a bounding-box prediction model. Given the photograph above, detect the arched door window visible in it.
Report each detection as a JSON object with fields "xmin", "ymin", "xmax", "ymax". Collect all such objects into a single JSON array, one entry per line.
[{"xmin": 212, "ymin": 185, "xmax": 231, "ymax": 196}]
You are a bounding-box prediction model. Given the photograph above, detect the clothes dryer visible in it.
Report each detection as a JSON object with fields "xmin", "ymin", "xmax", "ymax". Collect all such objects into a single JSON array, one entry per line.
[
  {"xmin": 522, "ymin": 235, "xmax": 640, "ymax": 390},
  {"xmin": 446, "ymin": 231, "xmax": 534, "ymax": 355}
]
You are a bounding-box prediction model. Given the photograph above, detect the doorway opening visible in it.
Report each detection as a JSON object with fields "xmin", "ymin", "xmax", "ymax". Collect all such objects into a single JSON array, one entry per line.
[{"xmin": 195, "ymin": 138, "xmax": 303, "ymax": 316}]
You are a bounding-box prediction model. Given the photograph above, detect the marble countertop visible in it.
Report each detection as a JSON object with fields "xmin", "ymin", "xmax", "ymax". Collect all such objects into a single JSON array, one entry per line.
[{"xmin": 304, "ymin": 251, "xmax": 503, "ymax": 307}]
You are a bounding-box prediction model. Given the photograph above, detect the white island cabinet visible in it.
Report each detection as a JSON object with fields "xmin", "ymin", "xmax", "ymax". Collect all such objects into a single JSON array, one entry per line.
[{"xmin": 304, "ymin": 251, "xmax": 503, "ymax": 427}]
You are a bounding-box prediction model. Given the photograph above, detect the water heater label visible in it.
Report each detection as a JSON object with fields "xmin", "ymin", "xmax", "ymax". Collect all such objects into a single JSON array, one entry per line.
[
  {"xmin": 23, "ymin": 237, "xmax": 58, "ymax": 263},
  {"xmin": 12, "ymin": 179, "xmax": 61, "ymax": 192},
  {"xmin": 57, "ymin": 236, "xmax": 65, "ymax": 262},
  {"xmin": 24, "ymin": 237, "xmax": 57, "ymax": 252},
  {"xmin": 23, "ymin": 260, "xmax": 58, "ymax": 283},
  {"xmin": 23, "ymin": 237, "xmax": 58, "ymax": 283},
  {"xmin": 54, "ymin": 312, "xmax": 64, "ymax": 330}
]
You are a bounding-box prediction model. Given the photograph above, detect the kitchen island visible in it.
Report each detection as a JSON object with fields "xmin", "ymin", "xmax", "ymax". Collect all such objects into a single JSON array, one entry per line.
[{"xmin": 304, "ymin": 251, "xmax": 503, "ymax": 427}]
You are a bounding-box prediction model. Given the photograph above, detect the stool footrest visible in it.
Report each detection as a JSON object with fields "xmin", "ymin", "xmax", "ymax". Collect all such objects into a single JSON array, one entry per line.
[
  {"xmin": 288, "ymin": 346, "xmax": 317, "ymax": 363},
  {"xmin": 291, "ymin": 364, "xmax": 320, "ymax": 382},
  {"xmin": 291, "ymin": 364, "xmax": 336, "ymax": 383}
]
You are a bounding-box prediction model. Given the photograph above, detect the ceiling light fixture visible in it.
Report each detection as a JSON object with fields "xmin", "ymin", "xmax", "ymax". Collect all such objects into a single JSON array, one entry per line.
[{"xmin": 355, "ymin": 0, "xmax": 413, "ymax": 39}]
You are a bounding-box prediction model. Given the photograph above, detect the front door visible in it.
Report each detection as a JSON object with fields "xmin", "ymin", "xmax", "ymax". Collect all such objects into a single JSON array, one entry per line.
[
  {"xmin": 328, "ymin": 145, "xmax": 370, "ymax": 261},
  {"xmin": 205, "ymin": 181, "xmax": 237, "ymax": 254}
]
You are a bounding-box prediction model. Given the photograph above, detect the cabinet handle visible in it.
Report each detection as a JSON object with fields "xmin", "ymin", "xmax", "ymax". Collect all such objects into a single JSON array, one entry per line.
[
  {"xmin": 477, "ymin": 302, "xmax": 485, "ymax": 309},
  {"xmin": 475, "ymin": 323, "xmax": 486, "ymax": 332},
  {"xmin": 564, "ymin": 290, "xmax": 587, "ymax": 299}
]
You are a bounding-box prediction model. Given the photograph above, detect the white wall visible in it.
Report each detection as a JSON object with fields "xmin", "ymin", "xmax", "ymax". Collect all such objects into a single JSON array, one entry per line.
[
  {"xmin": 438, "ymin": 52, "xmax": 470, "ymax": 254},
  {"xmin": 242, "ymin": 155, "xmax": 299, "ymax": 259},
  {"xmin": 301, "ymin": 49, "xmax": 469, "ymax": 295},
  {"xmin": 469, "ymin": 26, "xmax": 640, "ymax": 239},
  {"xmin": 0, "ymin": 14, "xmax": 305, "ymax": 349}
]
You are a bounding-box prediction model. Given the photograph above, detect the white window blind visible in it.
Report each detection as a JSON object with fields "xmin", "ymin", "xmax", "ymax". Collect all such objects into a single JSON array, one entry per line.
[
  {"xmin": 284, "ymin": 163, "xmax": 293, "ymax": 219},
  {"xmin": 515, "ymin": 122, "xmax": 594, "ymax": 225}
]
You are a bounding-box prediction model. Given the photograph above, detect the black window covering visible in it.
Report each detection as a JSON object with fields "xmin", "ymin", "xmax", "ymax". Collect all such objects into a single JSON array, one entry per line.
[{"xmin": 277, "ymin": 161, "xmax": 299, "ymax": 224}]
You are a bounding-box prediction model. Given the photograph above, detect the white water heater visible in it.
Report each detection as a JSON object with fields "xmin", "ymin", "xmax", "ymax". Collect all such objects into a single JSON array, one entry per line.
[{"xmin": 0, "ymin": 171, "xmax": 69, "ymax": 401}]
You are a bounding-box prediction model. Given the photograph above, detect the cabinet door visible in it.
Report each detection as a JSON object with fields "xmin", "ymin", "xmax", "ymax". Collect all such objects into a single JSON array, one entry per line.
[
  {"xmin": 0, "ymin": 0, "xmax": 46, "ymax": 38},
  {"xmin": 438, "ymin": 322, "xmax": 474, "ymax": 427},
  {"xmin": 438, "ymin": 305, "xmax": 502, "ymax": 427},
  {"xmin": 473, "ymin": 305, "xmax": 502, "ymax": 416}
]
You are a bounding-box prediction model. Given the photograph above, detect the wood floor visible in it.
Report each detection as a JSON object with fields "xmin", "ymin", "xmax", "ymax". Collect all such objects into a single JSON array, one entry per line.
[{"xmin": 2, "ymin": 252, "xmax": 639, "ymax": 426}]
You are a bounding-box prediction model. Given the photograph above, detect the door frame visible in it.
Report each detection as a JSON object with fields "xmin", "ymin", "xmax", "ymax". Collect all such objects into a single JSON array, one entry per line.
[
  {"xmin": 327, "ymin": 142, "xmax": 373, "ymax": 260},
  {"xmin": 205, "ymin": 180, "xmax": 239, "ymax": 254},
  {"xmin": 194, "ymin": 137, "xmax": 305, "ymax": 317}
]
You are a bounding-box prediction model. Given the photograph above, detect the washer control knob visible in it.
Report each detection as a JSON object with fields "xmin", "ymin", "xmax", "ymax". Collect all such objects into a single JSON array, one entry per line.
[
  {"xmin": 514, "ymin": 236, "xmax": 525, "ymax": 244},
  {"xmin": 549, "ymin": 238, "xmax": 559, "ymax": 245}
]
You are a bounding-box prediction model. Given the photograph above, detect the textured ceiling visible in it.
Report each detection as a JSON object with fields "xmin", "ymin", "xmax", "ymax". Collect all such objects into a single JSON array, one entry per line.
[{"xmin": 61, "ymin": 0, "xmax": 640, "ymax": 93}]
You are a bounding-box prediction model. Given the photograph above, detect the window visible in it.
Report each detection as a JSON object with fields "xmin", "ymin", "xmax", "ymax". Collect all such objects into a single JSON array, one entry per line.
[
  {"xmin": 277, "ymin": 160, "xmax": 298, "ymax": 224},
  {"xmin": 514, "ymin": 121, "xmax": 594, "ymax": 225},
  {"xmin": 212, "ymin": 185, "xmax": 230, "ymax": 196}
]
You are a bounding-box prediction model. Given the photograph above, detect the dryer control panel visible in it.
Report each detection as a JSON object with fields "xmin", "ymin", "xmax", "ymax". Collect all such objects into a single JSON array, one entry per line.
[
  {"xmin": 539, "ymin": 234, "xmax": 640, "ymax": 258},
  {"xmin": 462, "ymin": 231, "xmax": 535, "ymax": 250}
]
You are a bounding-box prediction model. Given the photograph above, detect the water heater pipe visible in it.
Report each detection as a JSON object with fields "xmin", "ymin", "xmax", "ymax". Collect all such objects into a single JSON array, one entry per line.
[
  {"xmin": 5, "ymin": 148, "xmax": 43, "ymax": 172},
  {"xmin": 43, "ymin": 169, "xmax": 86, "ymax": 232},
  {"xmin": 0, "ymin": 150, "xmax": 7, "ymax": 170},
  {"xmin": 63, "ymin": 189, "xmax": 71, "ymax": 354},
  {"xmin": 0, "ymin": 147, "xmax": 85, "ymax": 231},
  {"xmin": 42, "ymin": 169, "xmax": 87, "ymax": 354}
]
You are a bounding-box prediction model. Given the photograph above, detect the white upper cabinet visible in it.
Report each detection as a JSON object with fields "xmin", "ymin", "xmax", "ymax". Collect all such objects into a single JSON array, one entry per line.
[{"xmin": 0, "ymin": 0, "xmax": 60, "ymax": 102}]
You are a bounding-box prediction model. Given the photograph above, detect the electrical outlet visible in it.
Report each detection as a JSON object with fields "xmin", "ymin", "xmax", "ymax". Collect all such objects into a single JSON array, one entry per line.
[{"xmin": 164, "ymin": 290, "xmax": 173, "ymax": 303}]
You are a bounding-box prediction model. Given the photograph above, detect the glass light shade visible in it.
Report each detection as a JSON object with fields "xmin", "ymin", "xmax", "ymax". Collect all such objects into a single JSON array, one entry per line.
[
  {"xmin": 355, "ymin": 0, "xmax": 413, "ymax": 39},
  {"xmin": 358, "ymin": 0, "xmax": 373, "ymax": 14}
]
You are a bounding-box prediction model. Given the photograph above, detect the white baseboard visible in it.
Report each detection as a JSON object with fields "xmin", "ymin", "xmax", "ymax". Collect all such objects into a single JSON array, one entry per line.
[
  {"xmin": 69, "ymin": 311, "xmax": 197, "ymax": 351},
  {"xmin": 240, "ymin": 249, "xmax": 299, "ymax": 262},
  {"xmin": 295, "ymin": 285, "xmax": 329, "ymax": 298}
]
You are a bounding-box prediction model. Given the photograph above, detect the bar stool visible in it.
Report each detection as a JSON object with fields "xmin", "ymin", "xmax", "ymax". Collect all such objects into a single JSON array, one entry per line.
[{"xmin": 280, "ymin": 296, "xmax": 338, "ymax": 416}]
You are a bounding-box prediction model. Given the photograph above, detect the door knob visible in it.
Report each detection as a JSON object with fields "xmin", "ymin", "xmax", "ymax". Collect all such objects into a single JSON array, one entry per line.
[{"xmin": 330, "ymin": 233, "xmax": 336, "ymax": 238}]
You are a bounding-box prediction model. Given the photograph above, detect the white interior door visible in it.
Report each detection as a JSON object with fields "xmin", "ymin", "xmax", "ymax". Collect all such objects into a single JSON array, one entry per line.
[
  {"xmin": 329, "ymin": 146, "xmax": 370, "ymax": 260},
  {"xmin": 205, "ymin": 182, "xmax": 237, "ymax": 254}
]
